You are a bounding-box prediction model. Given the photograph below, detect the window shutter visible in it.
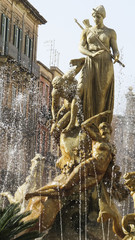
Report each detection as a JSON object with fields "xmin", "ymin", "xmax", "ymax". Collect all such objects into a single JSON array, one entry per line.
[
  {"xmin": 25, "ymin": 35, "xmax": 29, "ymax": 57},
  {"xmin": 13, "ymin": 25, "xmax": 19, "ymax": 48},
  {"xmin": 18, "ymin": 28, "xmax": 22, "ymax": 61},
  {"xmin": 29, "ymin": 38, "xmax": 33, "ymax": 60},
  {"xmin": 5, "ymin": 17, "xmax": 10, "ymax": 54},
  {"xmin": 29, "ymin": 38, "xmax": 33, "ymax": 71},
  {"xmin": 1, "ymin": 13, "xmax": 6, "ymax": 54},
  {"xmin": 18, "ymin": 28, "xmax": 22, "ymax": 51}
]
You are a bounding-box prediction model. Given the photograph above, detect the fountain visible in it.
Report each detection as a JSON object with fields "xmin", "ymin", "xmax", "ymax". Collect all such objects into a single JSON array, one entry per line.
[
  {"xmin": 0, "ymin": 154, "xmax": 45, "ymax": 212},
  {"xmin": 0, "ymin": 59, "xmax": 39, "ymax": 195},
  {"xmin": 0, "ymin": 4, "xmax": 135, "ymax": 240}
]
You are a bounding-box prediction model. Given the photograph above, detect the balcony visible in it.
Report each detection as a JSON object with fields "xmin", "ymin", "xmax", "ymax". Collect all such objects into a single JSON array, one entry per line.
[
  {"xmin": 0, "ymin": 37, "xmax": 39, "ymax": 78},
  {"xmin": 21, "ymin": 53, "xmax": 30, "ymax": 70},
  {"xmin": 32, "ymin": 61, "xmax": 40, "ymax": 78},
  {"xmin": 8, "ymin": 42, "xmax": 18, "ymax": 60}
]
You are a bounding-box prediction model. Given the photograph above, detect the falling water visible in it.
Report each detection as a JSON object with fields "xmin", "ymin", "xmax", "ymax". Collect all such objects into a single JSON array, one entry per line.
[
  {"xmin": 57, "ymin": 187, "xmax": 63, "ymax": 240},
  {"xmin": 84, "ymin": 157, "xmax": 88, "ymax": 240},
  {"xmin": 92, "ymin": 162, "xmax": 105, "ymax": 240},
  {"xmin": 107, "ymin": 164, "xmax": 115, "ymax": 240},
  {"xmin": 87, "ymin": 133, "xmax": 106, "ymax": 240},
  {"xmin": 0, "ymin": 61, "xmax": 39, "ymax": 208}
]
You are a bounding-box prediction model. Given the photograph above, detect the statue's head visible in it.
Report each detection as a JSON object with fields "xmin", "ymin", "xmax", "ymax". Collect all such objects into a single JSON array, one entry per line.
[
  {"xmin": 52, "ymin": 76, "xmax": 62, "ymax": 89},
  {"xmin": 99, "ymin": 122, "xmax": 112, "ymax": 139},
  {"xmin": 92, "ymin": 5, "xmax": 106, "ymax": 27},
  {"xmin": 92, "ymin": 5, "xmax": 106, "ymax": 19}
]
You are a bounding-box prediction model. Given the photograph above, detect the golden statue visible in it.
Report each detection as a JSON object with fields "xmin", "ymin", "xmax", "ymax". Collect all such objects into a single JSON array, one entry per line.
[
  {"xmin": 77, "ymin": 5, "xmax": 119, "ymax": 124},
  {"xmin": 26, "ymin": 111, "xmax": 113, "ymax": 195},
  {"xmin": 50, "ymin": 57, "xmax": 84, "ymax": 136},
  {"xmin": 24, "ymin": 111, "xmax": 127, "ymax": 237},
  {"xmin": 23, "ymin": 6, "xmax": 128, "ymax": 239},
  {"xmin": 51, "ymin": 5, "xmax": 121, "ymax": 133}
]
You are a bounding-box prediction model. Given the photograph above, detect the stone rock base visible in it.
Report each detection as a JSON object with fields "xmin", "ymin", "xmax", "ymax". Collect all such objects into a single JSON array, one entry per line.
[{"xmin": 43, "ymin": 187, "xmax": 119, "ymax": 240}]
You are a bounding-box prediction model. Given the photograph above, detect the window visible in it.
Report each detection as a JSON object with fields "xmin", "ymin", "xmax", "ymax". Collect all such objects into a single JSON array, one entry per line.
[
  {"xmin": 1, "ymin": 13, "xmax": 10, "ymax": 55},
  {"xmin": 13, "ymin": 25, "xmax": 22, "ymax": 51},
  {"xmin": 24, "ymin": 34, "xmax": 33, "ymax": 60},
  {"xmin": 13, "ymin": 25, "xmax": 19, "ymax": 48},
  {"xmin": 24, "ymin": 35, "xmax": 29, "ymax": 57},
  {"xmin": 18, "ymin": 28, "xmax": 22, "ymax": 53},
  {"xmin": 29, "ymin": 38, "xmax": 33, "ymax": 61}
]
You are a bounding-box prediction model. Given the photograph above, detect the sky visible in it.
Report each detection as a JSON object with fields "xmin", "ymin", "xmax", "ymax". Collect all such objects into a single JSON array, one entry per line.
[{"xmin": 28, "ymin": 0, "xmax": 135, "ymax": 115}]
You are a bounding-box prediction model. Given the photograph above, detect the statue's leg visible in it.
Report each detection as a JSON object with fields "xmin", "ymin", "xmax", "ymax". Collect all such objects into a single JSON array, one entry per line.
[
  {"xmin": 50, "ymin": 111, "xmax": 71, "ymax": 136},
  {"xmin": 57, "ymin": 111, "xmax": 71, "ymax": 130},
  {"xmin": 97, "ymin": 184, "xmax": 124, "ymax": 239},
  {"xmin": 60, "ymin": 157, "xmax": 95, "ymax": 190},
  {"xmin": 62, "ymin": 99, "xmax": 78, "ymax": 132},
  {"xmin": 24, "ymin": 196, "xmax": 62, "ymax": 232},
  {"xmin": 26, "ymin": 156, "xmax": 108, "ymax": 200},
  {"xmin": 25, "ymin": 188, "xmax": 61, "ymax": 200},
  {"xmin": 62, "ymin": 83, "xmax": 83, "ymax": 133},
  {"xmin": 25, "ymin": 158, "xmax": 94, "ymax": 200}
]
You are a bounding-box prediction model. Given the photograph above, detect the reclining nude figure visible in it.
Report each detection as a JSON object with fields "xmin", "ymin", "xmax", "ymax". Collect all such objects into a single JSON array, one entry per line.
[
  {"xmin": 25, "ymin": 112, "xmax": 126, "ymax": 238},
  {"xmin": 26, "ymin": 110, "xmax": 114, "ymax": 198}
]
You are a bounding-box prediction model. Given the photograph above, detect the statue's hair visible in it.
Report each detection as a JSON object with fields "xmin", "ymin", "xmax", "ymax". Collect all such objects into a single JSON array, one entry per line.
[{"xmin": 52, "ymin": 76, "xmax": 62, "ymax": 88}]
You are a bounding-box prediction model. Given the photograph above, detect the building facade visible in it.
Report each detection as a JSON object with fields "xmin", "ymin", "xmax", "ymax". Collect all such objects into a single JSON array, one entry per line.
[
  {"xmin": 0, "ymin": 0, "xmax": 46, "ymax": 76},
  {"xmin": 0, "ymin": 0, "xmax": 46, "ymax": 192},
  {"xmin": 112, "ymin": 87, "xmax": 135, "ymax": 215},
  {"xmin": 36, "ymin": 61, "xmax": 63, "ymax": 183}
]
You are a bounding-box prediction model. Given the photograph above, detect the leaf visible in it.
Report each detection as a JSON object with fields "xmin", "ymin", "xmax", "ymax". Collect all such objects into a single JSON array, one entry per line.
[
  {"xmin": 0, "ymin": 203, "xmax": 20, "ymax": 232},
  {"xmin": 6, "ymin": 210, "xmax": 31, "ymax": 230},
  {"xmin": 14, "ymin": 231, "xmax": 43, "ymax": 240},
  {"xmin": 9, "ymin": 218, "xmax": 38, "ymax": 237},
  {"xmin": 0, "ymin": 203, "xmax": 40, "ymax": 240}
]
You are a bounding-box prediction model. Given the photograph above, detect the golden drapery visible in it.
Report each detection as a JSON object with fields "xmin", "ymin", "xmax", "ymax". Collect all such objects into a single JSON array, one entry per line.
[{"xmin": 79, "ymin": 51, "xmax": 114, "ymax": 123}]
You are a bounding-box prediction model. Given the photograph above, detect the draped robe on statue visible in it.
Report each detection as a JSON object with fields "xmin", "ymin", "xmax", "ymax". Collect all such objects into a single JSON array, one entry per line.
[{"xmin": 78, "ymin": 27, "xmax": 115, "ymax": 124}]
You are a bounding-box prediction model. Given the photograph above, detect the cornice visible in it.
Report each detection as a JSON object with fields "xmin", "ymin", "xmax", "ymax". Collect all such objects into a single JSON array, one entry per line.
[{"xmin": 14, "ymin": 0, "xmax": 47, "ymax": 24}]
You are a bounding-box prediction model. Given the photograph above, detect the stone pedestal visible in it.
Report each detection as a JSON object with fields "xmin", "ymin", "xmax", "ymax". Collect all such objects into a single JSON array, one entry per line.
[{"xmin": 44, "ymin": 187, "xmax": 119, "ymax": 240}]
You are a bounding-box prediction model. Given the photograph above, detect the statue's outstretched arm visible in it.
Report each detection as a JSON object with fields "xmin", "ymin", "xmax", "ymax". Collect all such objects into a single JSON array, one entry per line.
[{"xmin": 110, "ymin": 29, "xmax": 119, "ymax": 63}]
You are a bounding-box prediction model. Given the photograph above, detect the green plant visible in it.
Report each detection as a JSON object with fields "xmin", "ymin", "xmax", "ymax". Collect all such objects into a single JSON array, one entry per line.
[{"xmin": 0, "ymin": 203, "xmax": 42, "ymax": 240}]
